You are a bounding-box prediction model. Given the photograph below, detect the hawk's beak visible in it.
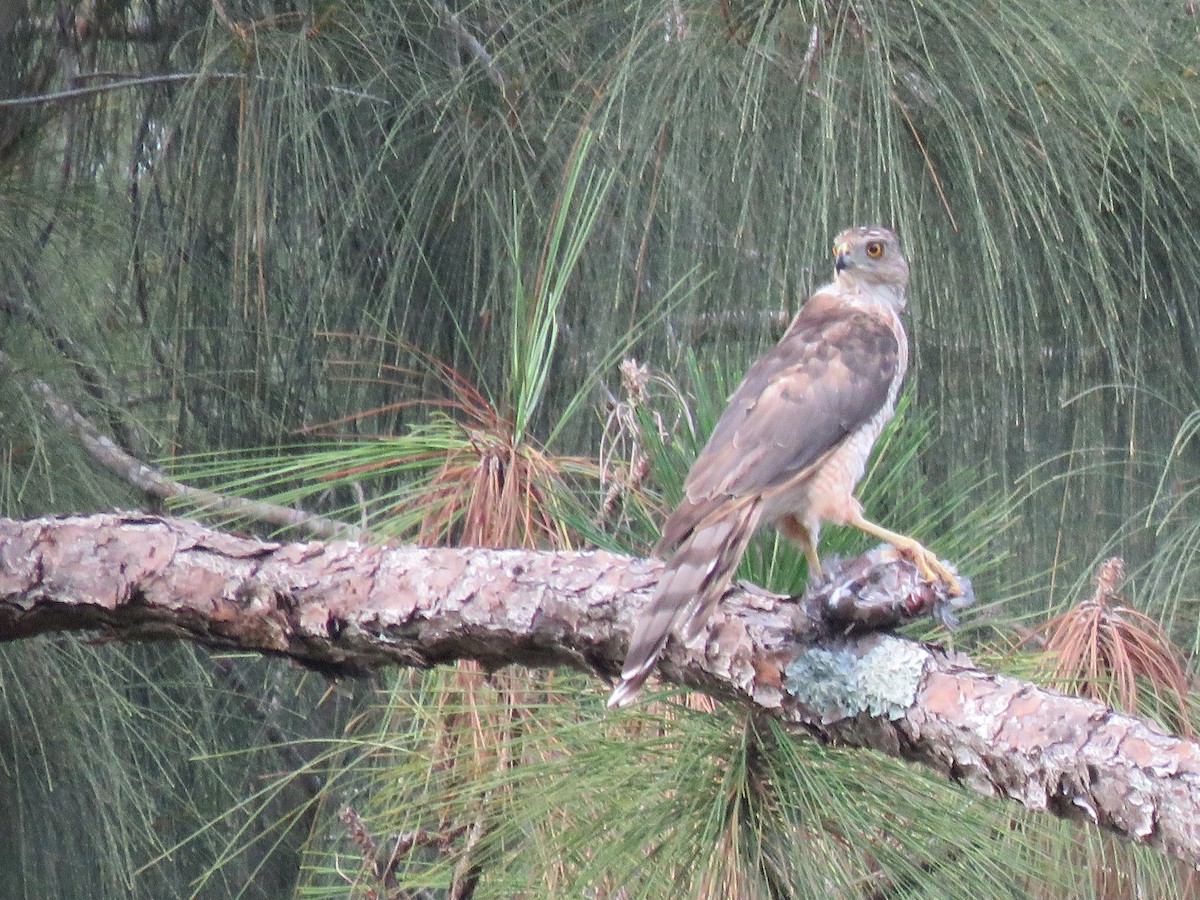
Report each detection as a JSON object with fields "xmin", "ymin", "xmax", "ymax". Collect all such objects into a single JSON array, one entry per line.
[{"xmin": 834, "ymin": 248, "xmax": 852, "ymax": 274}]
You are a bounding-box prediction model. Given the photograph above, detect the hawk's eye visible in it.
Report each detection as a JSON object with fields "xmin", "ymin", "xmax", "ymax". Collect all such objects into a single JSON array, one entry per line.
[{"xmin": 866, "ymin": 241, "xmax": 884, "ymax": 259}]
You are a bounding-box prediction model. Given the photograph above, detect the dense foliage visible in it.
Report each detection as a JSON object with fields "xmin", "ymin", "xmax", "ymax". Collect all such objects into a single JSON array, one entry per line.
[{"xmin": 2, "ymin": 0, "xmax": 1199, "ymax": 895}]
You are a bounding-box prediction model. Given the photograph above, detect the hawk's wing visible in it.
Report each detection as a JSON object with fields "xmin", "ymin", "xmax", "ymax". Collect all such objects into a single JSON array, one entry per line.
[
  {"xmin": 608, "ymin": 296, "xmax": 902, "ymax": 708},
  {"xmin": 607, "ymin": 296, "xmax": 903, "ymax": 708},
  {"xmin": 659, "ymin": 297, "xmax": 901, "ymax": 550}
]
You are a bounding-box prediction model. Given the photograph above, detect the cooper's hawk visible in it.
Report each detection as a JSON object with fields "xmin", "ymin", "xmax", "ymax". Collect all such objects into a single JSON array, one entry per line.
[{"xmin": 608, "ymin": 225, "xmax": 960, "ymax": 707}]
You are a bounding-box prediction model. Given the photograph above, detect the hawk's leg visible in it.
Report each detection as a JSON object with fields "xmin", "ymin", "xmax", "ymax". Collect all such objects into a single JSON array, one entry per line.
[
  {"xmin": 848, "ymin": 512, "xmax": 962, "ymax": 595},
  {"xmin": 776, "ymin": 515, "xmax": 824, "ymax": 583}
]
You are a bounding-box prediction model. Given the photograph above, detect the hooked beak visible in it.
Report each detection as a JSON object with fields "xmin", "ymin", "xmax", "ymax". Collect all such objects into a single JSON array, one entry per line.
[{"xmin": 834, "ymin": 247, "xmax": 852, "ymax": 274}]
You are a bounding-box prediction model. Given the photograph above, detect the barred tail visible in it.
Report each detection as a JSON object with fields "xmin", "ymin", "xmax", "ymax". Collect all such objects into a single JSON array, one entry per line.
[{"xmin": 607, "ymin": 502, "xmax": 761, "ymax": 708}]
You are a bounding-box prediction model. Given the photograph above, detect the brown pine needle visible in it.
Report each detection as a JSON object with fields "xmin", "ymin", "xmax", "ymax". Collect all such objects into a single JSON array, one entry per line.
[{"xmin": 1035, "ymin": 557, "xmax": 1193, "ymax": 737}]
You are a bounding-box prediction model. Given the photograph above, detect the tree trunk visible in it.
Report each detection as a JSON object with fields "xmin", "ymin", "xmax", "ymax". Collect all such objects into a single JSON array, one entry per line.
[{"xmin": 2, "ymin": 512, "xmax": 1199, "ymax": 867}]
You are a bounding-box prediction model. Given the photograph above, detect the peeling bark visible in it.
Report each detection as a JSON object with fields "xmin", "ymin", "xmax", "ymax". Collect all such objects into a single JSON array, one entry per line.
[{"xmin": 1, "ymin": 513, "xmax": 1199, "ymax": 868}]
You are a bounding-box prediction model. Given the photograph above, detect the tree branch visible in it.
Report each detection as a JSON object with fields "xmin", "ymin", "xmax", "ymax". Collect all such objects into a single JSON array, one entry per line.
[
  {"xmin": 0, "ymin": 291, "xmax": 146, "ymax": 454},
  {"xmin": 0, "ymin": 71, "xmax": 386, "ymax": 109},
  {"xmin": 1, "ymin": 349, "xmax": 357, "ymax": 540},
  {"xmin": 1, "ymin": 513, "xmax": 1199, "ymax": 867}
]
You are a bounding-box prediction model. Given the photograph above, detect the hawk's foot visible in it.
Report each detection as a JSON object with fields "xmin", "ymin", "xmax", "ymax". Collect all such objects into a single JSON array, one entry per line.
[
  {"xmin": 848, "ymin": 513, "xmax": 963, "ymax": 596},
  {"xmin": 892, "ymin": 538, "xmax": 962, "ymax": 595}
]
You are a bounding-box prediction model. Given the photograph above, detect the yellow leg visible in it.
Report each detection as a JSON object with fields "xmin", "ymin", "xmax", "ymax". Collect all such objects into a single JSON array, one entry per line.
[
  {"xmin": 849, "ymin": 512, "xmax": 962, "ymax": 595},
  {"xmin": 803, "ymin": 541, "xmax": 823, "ymax": 582},
  {"xmin": 777, "ymin": 515, "xmax": 823, "ymax": 581}
]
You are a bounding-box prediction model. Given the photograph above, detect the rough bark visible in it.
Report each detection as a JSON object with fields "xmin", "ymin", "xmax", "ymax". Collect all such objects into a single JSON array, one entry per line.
[{"xmin": 1, "ymin": 512, "xmax": 1199, "ymax": 868}]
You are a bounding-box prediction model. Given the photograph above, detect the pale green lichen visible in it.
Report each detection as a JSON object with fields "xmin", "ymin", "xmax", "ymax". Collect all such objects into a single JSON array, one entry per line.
[{"xmin": 783, "ymin": 635, "xmax": 928, "ymax": 724}]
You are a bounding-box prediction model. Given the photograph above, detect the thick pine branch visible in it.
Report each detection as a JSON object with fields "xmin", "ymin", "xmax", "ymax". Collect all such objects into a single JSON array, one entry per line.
[{"xmin": 2, "ymin": 513, "xmax": 1199, "ymax": 866}]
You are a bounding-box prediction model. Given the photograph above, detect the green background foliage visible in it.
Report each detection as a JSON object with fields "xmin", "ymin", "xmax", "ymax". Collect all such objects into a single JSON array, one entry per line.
[{"xmin": 2, "ymin": 0, "xmax": 1199, "ymax": 895}]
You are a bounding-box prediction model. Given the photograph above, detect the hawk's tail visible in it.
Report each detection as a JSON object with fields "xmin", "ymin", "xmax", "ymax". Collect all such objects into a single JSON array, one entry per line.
[{"xmin": 607, "ymin": 502, "xmax": 762, "ymax": 708}]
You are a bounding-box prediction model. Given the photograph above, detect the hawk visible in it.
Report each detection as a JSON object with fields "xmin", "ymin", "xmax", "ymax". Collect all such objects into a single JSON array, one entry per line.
[{"xmin": 608, "ymin": 225, "xmax": 960, "ymax": 707}]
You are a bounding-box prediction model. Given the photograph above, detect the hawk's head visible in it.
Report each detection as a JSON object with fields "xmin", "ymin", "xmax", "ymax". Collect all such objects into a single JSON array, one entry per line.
[{"xmin": 832, "ymin": 225, "xmax": 909, "ymax": 290}]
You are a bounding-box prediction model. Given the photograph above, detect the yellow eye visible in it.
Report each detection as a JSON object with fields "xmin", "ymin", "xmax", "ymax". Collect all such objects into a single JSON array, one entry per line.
[{"xmin": 866, "ymin": 241, "xmax": 884, "ymax": 259}]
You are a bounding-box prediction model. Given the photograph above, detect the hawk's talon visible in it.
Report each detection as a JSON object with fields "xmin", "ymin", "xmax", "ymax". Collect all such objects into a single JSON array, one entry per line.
[
  {"xmin": 848, "ymin": 513, "xmax": 962, "ymax": 596},
  {"xmin": 900, "ymin": 544, "xmax": 962, "ymax": 596}
]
